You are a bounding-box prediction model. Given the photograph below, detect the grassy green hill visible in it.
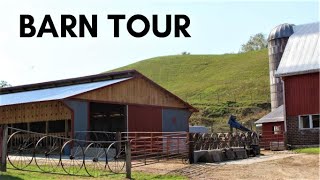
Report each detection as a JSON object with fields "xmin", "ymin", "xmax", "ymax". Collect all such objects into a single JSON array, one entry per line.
[{"xmin": 111, "ymin": 49, "xmax": 271, "ymax": 131}]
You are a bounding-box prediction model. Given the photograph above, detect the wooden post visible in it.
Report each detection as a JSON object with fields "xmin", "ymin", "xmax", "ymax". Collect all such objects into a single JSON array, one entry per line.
[
  {"xmin": 177, "ymin": 137, "xmax": 180, "ymax": 154},
  {"xmin": 64, "ymin": 119, "xmax": 69, "ymax": 138},
  {"xmin": 125, "ymin": 141, "xmax": 131, "ymax": 179},
  {"xmin": 188, "ymin": 133, "xmax": 194, "ymax": 164},
  {"xmin": 45, "ymin": 121, "xmax": 49, "ymax": 134},
  {"xmin": 9, "ymin": 124, "xmax": 12, "ymax": 132},
  {"xmin": 45, "ymin": 121, "xmax": 49, "ymax": 145},
  {"xmin": 116, "ymin": 132, "xmax": 121, "ymax": 154},
  {"xmin": 65, "ymin": 120, "xmax": 67, "ymax": 137},
  {"xmin": 230, "ymin": 126, "xmax": 233, "ymax": 133},
  {"xmin": 166, "ymin": 136, "xmax": 169, "ymax": 160},
  {"xmin": 151, "ymin": 133, "xmax": 153, "ymax": 153},
  {"xmin": 144, "ymin": 138, "xmax": 146, "ymax": 165},
  {"xmin": 0, "ymin": 125, "xmax": 8, "ymax": 172},
  {"xmin": 157, "ymin": 136, "xmax": 160, "ymax": 162}
]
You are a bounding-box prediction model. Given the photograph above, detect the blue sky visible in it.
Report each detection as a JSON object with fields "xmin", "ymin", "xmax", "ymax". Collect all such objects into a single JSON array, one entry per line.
[{"xmin": 0, "ymin": 0, "xmax": 318, "ymax": 85}]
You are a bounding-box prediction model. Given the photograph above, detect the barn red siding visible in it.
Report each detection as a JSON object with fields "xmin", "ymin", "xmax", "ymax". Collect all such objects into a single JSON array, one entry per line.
[
  {"xmin": 260, "ymin": 122, "xmax": 285, "ymax": 149},
  {"xmin": 284, "ymin": 72, "xmax": 320, "ymax": 116},
  {"xmin": 262, "ymin": 122, "xmax": 285, "ymax": 135},
  {"xmin": 128, "ymin": 105, "xmax": 162, "ymax": 132}
]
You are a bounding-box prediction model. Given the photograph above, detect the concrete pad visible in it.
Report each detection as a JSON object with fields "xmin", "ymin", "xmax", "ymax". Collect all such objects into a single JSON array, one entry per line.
[
  {"xmin": 208, "ymin": 150, "xmax": 224, "ymax": 162},
  {"xmin": 224, "ymin": 148, "xmax": 236, "ymax": 160},
  {"xmin": 270, "ymin": 142, "xmax": 285, "ymax": 151},
  {"xmin": 233, "ymin": 147, "xmax": 248, "ymax": 159},
  {"xmin": 194, "ymin": 150, "xmax": 225, "ymax": 163},
  {"xmin": 194, "ymin": 150, "xmax": 210, "ymax": 163}
]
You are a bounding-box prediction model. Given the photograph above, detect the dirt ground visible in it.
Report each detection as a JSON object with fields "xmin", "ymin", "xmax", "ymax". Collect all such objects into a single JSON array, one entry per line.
[{"xmin": 134, "ymin": 151, "xmax": 320, "ymax": 180}]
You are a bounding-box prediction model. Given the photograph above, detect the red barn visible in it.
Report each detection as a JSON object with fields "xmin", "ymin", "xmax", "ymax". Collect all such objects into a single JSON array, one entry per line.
[
  {"xmin": 275, "ymin": 22, "xmax": 320, "ymax": 147},
  {"xmin": 256, "ymin": 22, "xmax": 319, "ymax": 148},
  {"xmin": 255, "ymin": 105, "xmax": 285, "ymax": 149},
  {"xmin": 0, "ymin": 70, "xmax": 197, "ymax": 138}
]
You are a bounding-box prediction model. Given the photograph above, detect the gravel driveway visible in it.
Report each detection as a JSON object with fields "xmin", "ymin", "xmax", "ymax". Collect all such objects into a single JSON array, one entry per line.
[{"xmin": 135, "ymin": 151, "xmax": 319, "ymax": 180}]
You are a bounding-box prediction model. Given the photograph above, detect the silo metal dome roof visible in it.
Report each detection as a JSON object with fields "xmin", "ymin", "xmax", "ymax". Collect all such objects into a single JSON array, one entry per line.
[{"xmin": 268, "ymin": 23, "xmax": 294, "ymax": 41}]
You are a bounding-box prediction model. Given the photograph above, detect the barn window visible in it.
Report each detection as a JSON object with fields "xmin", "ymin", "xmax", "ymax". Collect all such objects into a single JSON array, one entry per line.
[
  {"xmin": 312, "ymin": 115, "xmax": 319, "ymax": 128},
  {"xmin": 273, "ymin": 125, "xmax": 281, "ymax": 134},
  {"xmin": 299, "ymin": 115, "xmax": 310, "ymax": 128},
  {"xmin": 299, "ymin": 114, "xmax": 320, "ymax": 129}
]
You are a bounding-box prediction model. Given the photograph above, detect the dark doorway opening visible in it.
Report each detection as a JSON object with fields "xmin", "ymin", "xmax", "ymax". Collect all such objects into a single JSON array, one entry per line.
[
  {"xmin": 90, "ymin": 102, "xmax": 126, "ymax": 132},
  {"xmin": 30, "ymin": 121, "xmax": 46, "ymax": 133}
]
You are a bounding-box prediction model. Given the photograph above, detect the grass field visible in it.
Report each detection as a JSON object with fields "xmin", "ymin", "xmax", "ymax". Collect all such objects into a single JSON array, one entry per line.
[
  {"xmin": 293, "ymin": 147, "xmax": 320, "ymax": 154},
  {"xmin": 0, "ymin": 164, "xmax": 186, "ymax": 180},
  {"xmin": 113, "ymin": 50, "xmax": 269, "ymax": 105},
  {"xmin": 111, "ymin": 49, "xmax": 270, "ymax": 130}
]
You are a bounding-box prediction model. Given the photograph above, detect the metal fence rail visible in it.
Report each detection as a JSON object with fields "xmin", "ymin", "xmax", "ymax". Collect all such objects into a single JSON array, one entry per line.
[
  {"xmin": 2, "ymin": 127, "xmax": 190, "ymax": 178},
  {"xmin": 257, "ymin": 131, "xmax": 285, "ymax": 150},
  {"xmin": 6, "ymin": 127, "xmax": 130, "ymax": 178},
  {"xmin": 122, "ymin": 132, "xmax": 190, "ymax": 167}
]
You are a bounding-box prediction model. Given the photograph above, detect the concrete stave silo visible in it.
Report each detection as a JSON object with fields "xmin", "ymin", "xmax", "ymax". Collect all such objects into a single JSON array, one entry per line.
[{"xmin": 268, "ymin": 23, "xmax": 294, "ymax": 111}]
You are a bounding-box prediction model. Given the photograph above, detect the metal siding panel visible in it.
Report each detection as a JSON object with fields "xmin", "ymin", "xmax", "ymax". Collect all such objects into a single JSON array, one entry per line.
[
  {"xmin": 0, "ymin": 78, "xmax": 131, "ymax": 106},
  {"xmin": 64, "ymin": 100, "xmax": 88, "ymax": 133},
  {"xmin": 284, "ymin": 72, "xmax": 320, "ymax": 116},
  {"xmin": 128, "ymin": 105, "xmax": 162, "ymax": 132},
  {"xmin": 162, "ymin": 109, "xmax": 191, "ymax": 132}
]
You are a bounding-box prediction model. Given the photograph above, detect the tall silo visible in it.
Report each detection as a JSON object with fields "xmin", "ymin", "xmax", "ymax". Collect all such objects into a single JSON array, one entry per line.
[{"xmin": 268, "ymin": 24, "xmax": 294, "ymax": 111}]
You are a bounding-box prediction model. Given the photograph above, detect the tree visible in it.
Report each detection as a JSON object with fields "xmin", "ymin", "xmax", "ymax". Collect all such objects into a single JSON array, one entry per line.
[
  {"xmin": 181, "ymin": 51, "xmax": 191, "ymax": 55},
  {"xmin": 240, "ymin": 33, "xmax": 267, "ymax": 53},
  {"xmin": 0, "ymin": 80, "xmax": 11, "ymax": 88}
]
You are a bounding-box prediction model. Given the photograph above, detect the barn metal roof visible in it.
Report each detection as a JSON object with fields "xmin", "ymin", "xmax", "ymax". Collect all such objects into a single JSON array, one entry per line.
[
  {"xmin": 275, "ymin": 22, "xmax": 320, "ymax": 77},
  {"xmin": 0, "ymin": 70, "xmax": 137, "ymax": 94},
  {"xmin": 0, "ymin": 78, "xmax": 131, "ymax": 106},
  {"xmin": 0, "ymin": 70, "xmax": 198, "ymax": 112},
  {"xmin": 255, "ymin": 105, "xmax": 284, "ymax": 124}
]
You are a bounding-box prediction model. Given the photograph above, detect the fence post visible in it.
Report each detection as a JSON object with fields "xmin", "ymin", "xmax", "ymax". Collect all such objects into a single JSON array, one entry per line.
[
  {"xmin": 177, "ymin": 137, "xmax": 180, "ymax": 154},
  {"xmin": 144, "ymin": 138, "xmax": 147, "ymax": 165},
  {"xmin": 125, "ymin": 141, "xmax": 131, "ymax": 179},
  {"xmin": 151, "ymin": 133, "xmax": 153, "ymax": 153},
  {"xmin": 188, "ymin": 133, "xmax": 194, "ymax": 164},
  {"xmin": 0, "ymin": 125, "xmax": 8, "ymax": 172},
  {"xmin": 166, "ymin": 136, "xmax": 170, "ymax": 160},
  {"xmin": 116, "ymin": 131, "xmax": 121, "ymax": 152}
]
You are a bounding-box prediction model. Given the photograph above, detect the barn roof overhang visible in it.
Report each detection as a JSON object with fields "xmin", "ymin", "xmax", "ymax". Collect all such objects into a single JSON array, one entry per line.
[
  {"xmin": 0, "ymin": 78, "xmax": 132, "ymax": 107},
  {"xmin": 0, "ymin": 70, "xmax": 137, "ymax": 94},
  {"xmin": 255, "ymin": 105, "xmax": 284, "ymax": 124}
]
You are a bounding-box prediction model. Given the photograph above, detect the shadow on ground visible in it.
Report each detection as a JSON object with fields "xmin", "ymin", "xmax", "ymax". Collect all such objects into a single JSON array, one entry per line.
[{"xmin": 0, "ymin": 174, "xmax": 23, "ymax": 180}]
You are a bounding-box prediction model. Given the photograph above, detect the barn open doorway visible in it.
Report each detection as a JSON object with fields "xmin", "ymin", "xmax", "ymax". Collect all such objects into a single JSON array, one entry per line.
[{"xmin": 89, "ymin": 102, "xmax": 126, "ymax": 132}]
